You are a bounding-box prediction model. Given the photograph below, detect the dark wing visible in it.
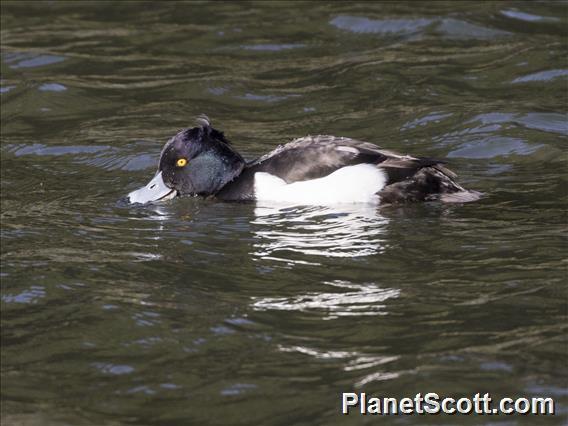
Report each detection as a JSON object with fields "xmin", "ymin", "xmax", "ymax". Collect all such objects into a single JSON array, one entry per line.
[
  {"xmin": 216, "ymin": 135, "xmax": 444, "ymax": 201},
  {"xmin": 248, "ymin": 135, "xmax": 447, "ymax": 184},
  {"xmin": 247, "ymin": 135, "xmax": 390, "ymax": 182}
]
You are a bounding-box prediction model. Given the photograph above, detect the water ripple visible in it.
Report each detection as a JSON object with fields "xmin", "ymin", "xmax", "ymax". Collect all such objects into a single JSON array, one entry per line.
[
  {"xmin": 4, "ymin": 52, "xmax": 66, "ymax": 69},
  {"xmin": 240, "ymin": 43, "xmax": 305, "ymax": 52},
  {"xmin": 512, "ymin": 69, "xmax": 568, "ymax": 83},
  {"xmin": 501, "ymin": 9, "xmax": 559, "ymax": 23},
  {"xmin": 252, "ymin": 280, "xmax": 400, "ymax": 319},
  {"xmin": 330, "ymin": 16, "xmax": 510, "ymax": 39},
  {"xmin": 251, "ymin": 204, "xmax": 389, "ymax": 261},
  {"xmin": 330, "ymin": 16, "xmax": 433, "ymax": 36}
]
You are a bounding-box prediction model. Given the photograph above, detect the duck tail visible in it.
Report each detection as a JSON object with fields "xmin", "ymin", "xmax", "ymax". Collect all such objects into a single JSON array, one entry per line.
[
  {"xmin": 439, "ymin": 189, "xmax": 483, "ymax": 203},
  {"xmin": 431, "ymin": 165, "xmax": 482, "ymax": 203}
]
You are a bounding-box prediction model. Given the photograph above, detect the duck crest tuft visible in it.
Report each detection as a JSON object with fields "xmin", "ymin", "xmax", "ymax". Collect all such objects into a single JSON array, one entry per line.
[
  {"xmin": 196, "ymin": 114, "xmax": 211, "ymax": 130},
  {"xmin": 196, "ymin": 114, "xmax": 232, "ymax": 145}
]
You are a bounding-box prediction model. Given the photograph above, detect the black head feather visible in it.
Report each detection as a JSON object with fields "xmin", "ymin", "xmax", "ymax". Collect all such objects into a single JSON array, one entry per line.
[
  {"xmin": 157, "ymin": 117, "xmax": 244, "ymax": 196},
  {"xmin": 194, "ymin": 114, "xmax": 232, "ymax": 145}
]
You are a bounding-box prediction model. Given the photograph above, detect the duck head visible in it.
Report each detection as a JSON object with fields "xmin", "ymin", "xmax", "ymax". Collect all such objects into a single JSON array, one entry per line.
[{"xmin": 128, "ymin": 117, "xmax": 245, "ymax": 204}]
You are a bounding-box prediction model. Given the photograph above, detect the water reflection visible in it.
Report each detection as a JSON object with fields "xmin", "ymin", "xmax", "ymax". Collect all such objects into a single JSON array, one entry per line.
[
  {"xmin": 258, "ymin": 278, "xmax": 402, "ymax": 385},
  {"xmin": 330, "ymin": 15, "xmax": 510, "ymax": 39},
  {"xmin": 252, "ymin": 280, "xmax": 400, "ymax": 319},
  {"xmin": 251, "ymin": 203, "xmax": 389, "ymax": 263},
  {"xmin": 3, "ymin": 52, "xmax": 66, "ymax": 69},
  {"xmin": 511, "ymin": 69, "xmax": 568, "ymax": 84},
  {"xmin": 277, "ymin": 342, "xmax": 401, "ymax": 386},
  {"xmin": 501, "ymin": 9, "xmax": 560, "ymax": 23}
]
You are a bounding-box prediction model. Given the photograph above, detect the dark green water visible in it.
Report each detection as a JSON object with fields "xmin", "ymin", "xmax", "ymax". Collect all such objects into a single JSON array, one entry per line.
[{"xmin": 1, "ymin": 1, "xmax": 567, "ymax": 425}]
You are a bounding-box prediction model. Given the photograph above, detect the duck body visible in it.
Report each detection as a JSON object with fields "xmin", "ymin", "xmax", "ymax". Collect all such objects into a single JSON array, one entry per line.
[{"xmin": 127, "ymin": 118, "xmax": 480, "ymax": 205}]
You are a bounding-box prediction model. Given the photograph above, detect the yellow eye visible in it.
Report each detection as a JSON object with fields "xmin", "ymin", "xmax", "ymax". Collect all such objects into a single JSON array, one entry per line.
[{"xmin": 176, "ymin": 158, "xmax": 188, "ymax": 167}]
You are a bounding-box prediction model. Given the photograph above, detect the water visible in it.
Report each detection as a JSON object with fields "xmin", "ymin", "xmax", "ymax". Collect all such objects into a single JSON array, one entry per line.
[{"xmin": 1, "ymin": 1, "xmax": 567, "ymax": 425}]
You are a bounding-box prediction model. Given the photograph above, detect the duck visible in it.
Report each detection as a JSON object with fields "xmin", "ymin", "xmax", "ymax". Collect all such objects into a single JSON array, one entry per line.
[{"xmin": 127, "ymin": 116, "xmax": 481, "ymax": 205}]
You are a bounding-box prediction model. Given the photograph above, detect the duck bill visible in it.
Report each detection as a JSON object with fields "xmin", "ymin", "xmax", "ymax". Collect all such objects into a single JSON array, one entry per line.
[{"xmin": 127, "ymin": 171, "xmax": 177, "ymax": 204}]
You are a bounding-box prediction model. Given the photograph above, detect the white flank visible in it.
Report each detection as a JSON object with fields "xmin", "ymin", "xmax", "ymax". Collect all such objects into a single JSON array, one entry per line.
[{"xmin": 254, "ymin": 163, "xmax": 386, "ymax": 205}]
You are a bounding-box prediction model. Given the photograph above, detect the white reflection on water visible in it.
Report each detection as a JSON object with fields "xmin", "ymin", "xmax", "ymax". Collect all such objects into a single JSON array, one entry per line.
[
  {"xmin": 252, "ymin": 280, "xmax": 400, "ymax": 320},
  {"xmin": 278, "ymin": 344, "xmax": 401, "ymax": 386},
  {"xmin": 251, "ymin": 203, "xmax": 389, "ymax": 262},
  {"xmin": 127, "ymin": 204, "xmax": 170, "ymax": 238}
]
